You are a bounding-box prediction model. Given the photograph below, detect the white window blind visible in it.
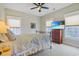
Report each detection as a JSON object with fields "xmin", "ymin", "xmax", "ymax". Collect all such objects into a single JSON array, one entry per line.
[
  {"xmin": 65, "ymin": 12, "xmax": 79, "ymax": 40},
  {"xmin": 65, "ymin": 12, "xmax": 79, "ymax": 25},
  {"xmin": 7, "ymin": 16, "xmax": 21, "ymax": 35}
]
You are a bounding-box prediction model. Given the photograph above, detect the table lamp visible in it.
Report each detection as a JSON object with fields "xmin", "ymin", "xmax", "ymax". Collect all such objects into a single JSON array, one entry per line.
[
  {"xmin": 0, "ymin": 20, "xmax": 16, "ymax": 41},
  {"xmin": 0, "ymin": 20, "xmax": 11, "ymax": 56},
  {"xmin": 0, "ymin": 20, "xmax": 8, "ymax": 33}
]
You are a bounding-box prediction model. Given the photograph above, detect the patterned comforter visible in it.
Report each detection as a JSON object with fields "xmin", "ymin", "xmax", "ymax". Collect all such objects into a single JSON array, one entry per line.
[{"xmin": 12, "ymin": 34, "xmax": 51, "ymax": 56}]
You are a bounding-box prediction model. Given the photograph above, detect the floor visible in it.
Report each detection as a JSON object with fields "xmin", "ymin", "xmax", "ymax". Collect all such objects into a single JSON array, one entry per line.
[{"xmin": 33, "ymin": 43, "xmax": 79, "ymax": 56}]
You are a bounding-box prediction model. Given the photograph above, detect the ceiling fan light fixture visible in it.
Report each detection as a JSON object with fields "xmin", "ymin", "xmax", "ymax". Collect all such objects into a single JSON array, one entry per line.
[
  {"xmin": 39, "ymin": 9, "xmax": 41, "ymax": 12},
  {"xmin": 31, "ymin": 3, "xmax": 49, "ymax": 12},
  {"xmin": 37, "ymin": 6, "xmax": 42, "ymax": 12}
]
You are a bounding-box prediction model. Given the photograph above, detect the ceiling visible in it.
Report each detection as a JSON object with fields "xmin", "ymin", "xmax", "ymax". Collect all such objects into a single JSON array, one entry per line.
[{"xmin": 3, "ymin": 3, "xmax": 72, "ymax": 16}]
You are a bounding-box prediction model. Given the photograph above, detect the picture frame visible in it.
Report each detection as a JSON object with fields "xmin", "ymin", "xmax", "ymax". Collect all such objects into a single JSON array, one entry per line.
[{"xmin": 30, "ymin": 23, "xmax": 36, "ymax": 29}]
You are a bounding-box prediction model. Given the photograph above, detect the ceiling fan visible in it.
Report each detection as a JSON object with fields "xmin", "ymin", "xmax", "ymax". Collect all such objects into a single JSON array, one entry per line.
[{"xmin": 31, "ymin": 3, "xmax": 49, "ymax": 12}]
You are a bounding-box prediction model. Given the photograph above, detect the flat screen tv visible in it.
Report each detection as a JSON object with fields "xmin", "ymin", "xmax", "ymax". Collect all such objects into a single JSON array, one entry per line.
[{"xmin": 51, "ymin": 21, "xmax": 64, "ymax": 29}]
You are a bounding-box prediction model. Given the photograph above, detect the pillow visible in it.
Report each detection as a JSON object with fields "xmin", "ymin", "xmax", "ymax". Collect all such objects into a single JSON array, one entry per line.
[{"xmin": 5, "ymin": 29, "xmax": 16, "ymax": 41}]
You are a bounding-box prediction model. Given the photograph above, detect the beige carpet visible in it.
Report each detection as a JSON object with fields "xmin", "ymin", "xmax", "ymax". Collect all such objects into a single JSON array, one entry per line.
[{"xmin": 33, "ymin": 43, "xmax": 79, "ymax": 56}]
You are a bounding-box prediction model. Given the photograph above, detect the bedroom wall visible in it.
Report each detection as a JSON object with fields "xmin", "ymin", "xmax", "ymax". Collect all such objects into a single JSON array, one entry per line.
[
  {"xmin": 5, "ymin": 8, "xmax": 40, "ymax": 35},
  {"xmin": 40, "ymin": 3, "xmax": 79, "ymax": 46},
  {"xmin": 0, "ymin": 4, "xmax": 5, "ymax": 20}
]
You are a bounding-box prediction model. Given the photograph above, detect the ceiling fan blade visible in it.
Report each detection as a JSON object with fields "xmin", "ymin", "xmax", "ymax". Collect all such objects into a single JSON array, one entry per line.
[
  {"xmin": 33, "ymin": 3, "xmax": 39, "ymax": 6},
  {"xmin": 41, "ymin": 3, "xmax": 45, "ymax": 5},
  {"xmin": 42, "ymin": 6, "xmax": 49, "ymax": 9},
  {"xmin": 31, "ymin": 7, "xmax": 38, "ymax": 10}
]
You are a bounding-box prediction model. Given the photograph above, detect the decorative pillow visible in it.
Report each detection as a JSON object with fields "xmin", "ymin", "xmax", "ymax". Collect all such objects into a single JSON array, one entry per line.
[
  {"xmin": 5, "ymin": 29, "xmax": 16, "ymax": 41},
  {"xmin": 32, "ymin": 37, "xmax": 39, "ymax": 46}
]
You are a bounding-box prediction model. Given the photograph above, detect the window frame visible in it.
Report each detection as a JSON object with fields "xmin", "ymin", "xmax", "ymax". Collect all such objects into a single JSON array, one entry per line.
[{"xmin": 7, "ymin": 16, "xmax": 21, "ymax": 35}]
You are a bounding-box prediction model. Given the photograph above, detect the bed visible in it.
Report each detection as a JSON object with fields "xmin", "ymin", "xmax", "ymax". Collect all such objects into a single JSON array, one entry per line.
[{"xmin": 12, "ymin": 34, "xmax": 51, "ymax": 56}]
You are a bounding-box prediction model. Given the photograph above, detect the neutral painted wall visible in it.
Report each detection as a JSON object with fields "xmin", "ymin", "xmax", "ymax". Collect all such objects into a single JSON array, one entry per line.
[
  {"xmin": 0, "ymin": 4, "xmax": 5, "ymax": 20},
  {"xmin": 5, "ymin": 8, "xmax": 40, "ymax": 35}
]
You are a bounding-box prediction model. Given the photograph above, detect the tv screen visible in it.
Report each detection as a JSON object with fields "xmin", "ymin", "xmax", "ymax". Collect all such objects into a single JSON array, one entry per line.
[
  {"xmin": 51, "ymin": 21, "xmax": 64, "ymax": 29},
  {"xmin": 52, "ymin": 21, "xmax": 60, "ymax": 26}
]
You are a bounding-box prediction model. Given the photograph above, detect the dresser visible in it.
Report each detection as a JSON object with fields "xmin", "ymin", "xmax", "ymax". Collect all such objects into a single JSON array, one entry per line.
[{"xmin": 52, "ymin": 29, "xmax": 63, "ymax": 44}]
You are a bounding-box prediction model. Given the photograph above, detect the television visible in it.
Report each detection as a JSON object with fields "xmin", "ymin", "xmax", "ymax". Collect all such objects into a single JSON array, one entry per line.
[
  {"xmin": 51, "ymin": 21, "xmax": 64, "ymax": 29},
  {"xmin": 52, "ymin": 21, "xmax": 60, "ymax": 26}
]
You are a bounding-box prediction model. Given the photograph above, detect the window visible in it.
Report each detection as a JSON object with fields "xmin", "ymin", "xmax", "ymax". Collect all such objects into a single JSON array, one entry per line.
[
  {"xmin": 7, "ymin": 16, "xmax": 21, "ymax": 35},
  {"xmin": 46, "ymin": 20, "xmax": 53, "ymax": 32},
  {"xmin": 65, "ymin": 26, "xmax": 79, "ymax": 39},
  {"xmin": 64, "ymin": 11, "xmax": 79, "ymax": 40},
  {"xmin": 65, "ymin": 14, "xmax": 79, "ymax": 25}
]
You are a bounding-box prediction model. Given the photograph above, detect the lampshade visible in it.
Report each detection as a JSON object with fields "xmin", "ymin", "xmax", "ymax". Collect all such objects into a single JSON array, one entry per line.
[{"xmin": 0, "ymin": 21, "xmax": 8, "ymax": 33}]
